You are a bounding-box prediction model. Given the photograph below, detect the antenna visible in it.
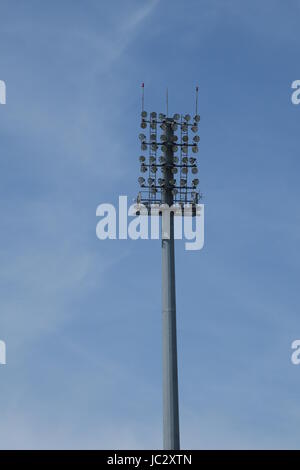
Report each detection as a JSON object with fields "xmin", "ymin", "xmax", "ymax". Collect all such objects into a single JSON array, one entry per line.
[
  {"xmin": 166, "ymin": 87, "xmax": 169, "ymax": 116},
  {"xmin": 195, "ymin": 86, "xmax": 199, "ymax": 115},
  {"xmin": 141, "ymin": 82, "xmax": 145, "ymax": 112}
]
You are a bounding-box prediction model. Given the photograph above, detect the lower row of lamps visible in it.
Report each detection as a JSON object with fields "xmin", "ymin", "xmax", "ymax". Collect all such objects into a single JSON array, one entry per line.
[{"xmin": 138, "ymin": 177, "xmax": 199, "ymax": 187}]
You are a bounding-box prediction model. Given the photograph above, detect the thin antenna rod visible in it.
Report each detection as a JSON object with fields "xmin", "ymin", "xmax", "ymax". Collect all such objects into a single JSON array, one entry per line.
[
  {"xmin": 195, "ymin": 85, "xmax": 199, "ymax": 115},
  {"xmin": 166, "ymin": 88, "xmax": 169, "ymax": 116},
  {"xmin": 141, "ymin": 82, "xmax": 145, "ymax": 111}
]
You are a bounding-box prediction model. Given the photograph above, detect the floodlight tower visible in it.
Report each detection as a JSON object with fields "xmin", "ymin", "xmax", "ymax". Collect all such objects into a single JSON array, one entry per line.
[{"xmin": 136, "ymin": 90, "xmax": 201, "ymax": 450}]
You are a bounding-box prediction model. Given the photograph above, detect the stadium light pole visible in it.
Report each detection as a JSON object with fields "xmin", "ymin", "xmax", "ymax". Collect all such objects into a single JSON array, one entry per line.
[
  {"xmin": 136, "ymin": 90, "xmax": 201, "ymax": 450},
  {"xmin": 161, "ymin": 118, "xmax": 180, "ymax": 450}
]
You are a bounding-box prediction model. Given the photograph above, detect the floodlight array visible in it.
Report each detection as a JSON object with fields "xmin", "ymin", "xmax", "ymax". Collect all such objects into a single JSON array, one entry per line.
[{"xmin": 137, "ymin": 111, "xmax": 202, "ymax": 209}]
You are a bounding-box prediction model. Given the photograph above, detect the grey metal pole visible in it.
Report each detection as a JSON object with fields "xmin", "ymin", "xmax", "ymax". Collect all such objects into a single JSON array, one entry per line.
[{"xmin": 162, "ymin": 119, "xmax": 180, "ymax": 450}]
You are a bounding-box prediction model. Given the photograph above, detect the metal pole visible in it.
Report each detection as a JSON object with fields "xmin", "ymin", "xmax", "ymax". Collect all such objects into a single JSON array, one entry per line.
[{"xmin": 162, "ymin": 119, "xmax": 180, "ymax": 450}]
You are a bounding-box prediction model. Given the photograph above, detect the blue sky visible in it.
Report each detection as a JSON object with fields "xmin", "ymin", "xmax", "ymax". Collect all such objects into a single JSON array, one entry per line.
[{"xmin": 1, "ymin": 0, "xmax": 300, "ymax": 449}]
